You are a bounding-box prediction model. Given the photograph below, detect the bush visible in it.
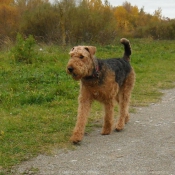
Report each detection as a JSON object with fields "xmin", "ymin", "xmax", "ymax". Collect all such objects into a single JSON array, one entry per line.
[{"xmin": 11, "ymin": 33, "xmax": 36, "ymax": 64}]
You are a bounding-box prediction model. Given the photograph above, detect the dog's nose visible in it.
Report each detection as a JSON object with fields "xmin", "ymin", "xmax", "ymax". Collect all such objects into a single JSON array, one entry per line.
[{"xmin": 68, "ymin": 67, "xmax": 74, "ymax": 73}]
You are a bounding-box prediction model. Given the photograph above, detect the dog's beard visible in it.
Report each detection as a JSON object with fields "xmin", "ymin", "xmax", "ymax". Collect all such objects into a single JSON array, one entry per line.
[
  {"xmin": 68, "ymin": 70, "xmax": 84, "ymax": 80},
  {"xmin": 71, "ymin": 73, "xmax": 81, "ymax": 80},
  {"xmin": 67, "ymin": 66, "xmax": 89, "ymax": 81}
]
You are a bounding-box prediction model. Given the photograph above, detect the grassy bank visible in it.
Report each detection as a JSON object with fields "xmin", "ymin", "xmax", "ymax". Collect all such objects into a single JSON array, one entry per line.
[{"xmin": 0, "ymin": 39, "xmax": 175, "ymax": 172}]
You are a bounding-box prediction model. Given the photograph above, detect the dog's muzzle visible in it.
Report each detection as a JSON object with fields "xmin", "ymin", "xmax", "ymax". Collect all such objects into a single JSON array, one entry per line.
[{"xmin": 67, "ymin": 67, "xmax": 74, "ymax": 73}]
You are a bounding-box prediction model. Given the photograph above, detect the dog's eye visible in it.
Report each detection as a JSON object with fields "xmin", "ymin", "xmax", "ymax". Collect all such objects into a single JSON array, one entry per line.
[{"xmin": 79, "ymin": 55, "xmax": 84, "ymax": 59}]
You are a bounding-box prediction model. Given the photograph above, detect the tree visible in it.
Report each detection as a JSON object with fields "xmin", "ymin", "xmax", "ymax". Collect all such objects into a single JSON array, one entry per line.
[
  {"xmin": 114, "ymin": 6, "xmax": 129, "ymax": 34},
  {"xmin": 0, "ymin": 0, "xmax": 19, "ymax": 40},
  {"xmin": 19, "ymin": 1, "xmax": 59, "ymax": 42}
]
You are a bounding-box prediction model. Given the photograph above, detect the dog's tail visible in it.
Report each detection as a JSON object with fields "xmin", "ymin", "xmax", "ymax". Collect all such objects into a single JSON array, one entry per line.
[{"xmin": 120, "ymin": 38, "xmax": 131, "ymax": 61}]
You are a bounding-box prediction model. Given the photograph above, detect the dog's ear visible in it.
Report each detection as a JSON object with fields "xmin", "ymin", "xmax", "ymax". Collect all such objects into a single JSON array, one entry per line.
[
  {"xmin": 69, "ymin": 47, "xmax": 75, "ymax": 55},
  {"xmin": 84, "ymin": 46, "xmax": 96, "ymax": 56}
]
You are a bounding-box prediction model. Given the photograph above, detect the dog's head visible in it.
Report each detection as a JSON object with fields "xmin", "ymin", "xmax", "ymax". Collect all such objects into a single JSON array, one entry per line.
[{"xmin": 66, "ymin": 46, "xmax": 96, "ymax": 80}]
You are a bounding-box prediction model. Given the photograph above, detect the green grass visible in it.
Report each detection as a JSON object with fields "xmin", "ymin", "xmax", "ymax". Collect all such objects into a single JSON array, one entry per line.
[{"xmin": 0, "ymin": 39, "xmax": 175, "ymax": 172}]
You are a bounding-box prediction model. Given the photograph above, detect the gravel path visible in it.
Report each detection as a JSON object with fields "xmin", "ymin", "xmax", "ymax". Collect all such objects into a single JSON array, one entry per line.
[{"xmin": 14, "ymin": 89, "xmax": 175, "ymax": 175}]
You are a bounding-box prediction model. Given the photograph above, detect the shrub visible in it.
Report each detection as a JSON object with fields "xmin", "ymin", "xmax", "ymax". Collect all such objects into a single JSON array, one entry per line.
[{"xmin": 11, "ymin": 33, "xmax": 36, "ymax": 64}]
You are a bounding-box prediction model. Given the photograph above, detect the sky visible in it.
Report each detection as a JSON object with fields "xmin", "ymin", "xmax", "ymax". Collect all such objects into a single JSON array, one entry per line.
[{"xmin": 50, "ymin": 0, "xmax": 175, "ymax": 19}]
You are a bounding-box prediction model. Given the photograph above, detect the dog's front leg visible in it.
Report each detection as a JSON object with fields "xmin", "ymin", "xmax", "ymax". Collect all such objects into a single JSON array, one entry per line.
[{"xmin": 70, "ymin": 88, "xmax": 92, "ymax": 144}]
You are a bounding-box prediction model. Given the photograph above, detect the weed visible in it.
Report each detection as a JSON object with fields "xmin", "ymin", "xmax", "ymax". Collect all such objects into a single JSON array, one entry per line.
[{"xmin": 10, "ymin": 33, "xmax": 36, "ymax": 64}]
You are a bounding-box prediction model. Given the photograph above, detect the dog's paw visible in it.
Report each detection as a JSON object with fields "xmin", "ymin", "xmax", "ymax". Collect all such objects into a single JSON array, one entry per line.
[
  {"xmin": 115, "ymin": 118, "xmax": 125, "ymax": 132},
  {"xmin": 115, "ymin": 123, "xmax": 124, "ymax": 132},
  {"xmin": 70, "ymin": 133, "xmax": 83, "ymax": 144},
  {"xmin": 115, "ymin": 125, "xmax": 124, "ymax": 132},
  {"xmin": 101, "ymin": 128, "xmax": 111, "ymax": 135},
  {"xmin": 115, "ymin": 128, "xmax": 123, "ymax": 132},
  {"xmin": 70, "ymin": 139, "xmax": 81, "ymax": 145},
  {"xmin": 125, "ymin": 114, "xmax": 130, "ymax": 124}
]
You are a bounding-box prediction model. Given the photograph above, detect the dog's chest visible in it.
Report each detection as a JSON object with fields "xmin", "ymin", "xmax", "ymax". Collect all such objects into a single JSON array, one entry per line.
[{"xmin": 82, "ymin": 69, "xmax": 119, "ymax": 100}]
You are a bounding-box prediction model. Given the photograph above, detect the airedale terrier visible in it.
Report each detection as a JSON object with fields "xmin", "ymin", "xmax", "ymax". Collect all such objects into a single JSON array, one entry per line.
[{"xmin": 67, "ymin": 38, "xmax": 135, "ymax": 143}]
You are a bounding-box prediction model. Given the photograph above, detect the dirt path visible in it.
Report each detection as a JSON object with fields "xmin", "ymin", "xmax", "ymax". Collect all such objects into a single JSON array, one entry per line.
[{"xmin": 14, "ymin": 89, "xmax": 175, "ymax": 175}]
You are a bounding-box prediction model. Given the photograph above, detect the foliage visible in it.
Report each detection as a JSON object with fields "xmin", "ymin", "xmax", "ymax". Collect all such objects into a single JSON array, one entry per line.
[
  {"xmin": 0, "ymin": 0, "xmax": 18, "ymax": 38},
  {"xmin": 10, "ymin": 33, "xmax": 36, "ymax": 63},
  {"xmin": 0, "ymin": 39, "xmax": 175, "ymax": 172},
  {"xmin": 19, "ymin": 1, "xmax": 59, "ymax": 43},
  {"xmin": 1, "ymin": 0, "xmax": 175, "ymax": 46}
]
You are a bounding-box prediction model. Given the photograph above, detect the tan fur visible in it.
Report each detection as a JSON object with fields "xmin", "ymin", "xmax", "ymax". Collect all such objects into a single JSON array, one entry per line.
[{"xmin": 67, "ymin": 45, "xmax": 135, "ymax": 143}]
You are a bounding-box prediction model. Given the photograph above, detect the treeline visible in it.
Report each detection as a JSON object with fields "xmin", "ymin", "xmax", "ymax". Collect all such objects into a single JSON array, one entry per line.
[{"xmin": 0, "ymin": 0, "xmax": 175, "ymax": 46}]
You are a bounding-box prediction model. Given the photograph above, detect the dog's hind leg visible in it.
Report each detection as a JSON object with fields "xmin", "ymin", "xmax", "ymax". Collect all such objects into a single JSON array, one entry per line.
[
  {"xmin": 116, "ymin": 69, "xmax": 135, "ymax": 131},
  {"xmin": 101, "ymin": 100, "xmax": 114, "ymax": 135}
]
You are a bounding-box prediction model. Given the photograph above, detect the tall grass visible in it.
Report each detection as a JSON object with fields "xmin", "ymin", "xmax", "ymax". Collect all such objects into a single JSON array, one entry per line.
[{"xmin": 0, "ymin": 39, "xmax": 175, "ymax": 172}]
